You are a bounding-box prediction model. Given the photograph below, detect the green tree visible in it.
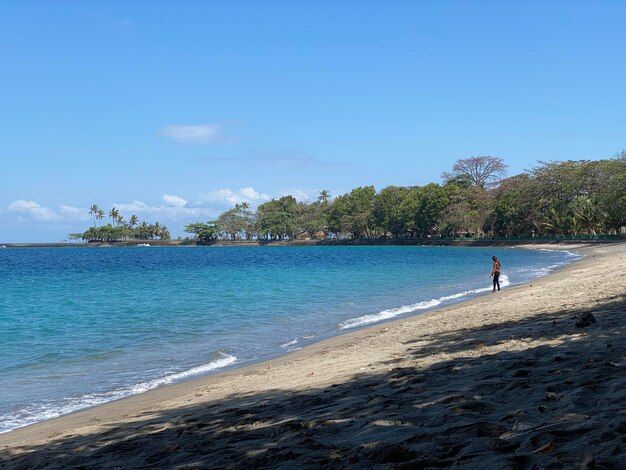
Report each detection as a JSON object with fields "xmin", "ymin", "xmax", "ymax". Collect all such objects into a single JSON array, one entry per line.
[
  {"xmin": 159, "ymin": 224, "xmax": 171, "ymax": 240},
  {"xmin": 218, "ymin": 203, "xmax": 256, "ymax": 239},
  {"xmin": 136, "ymin": 221, "xmax": 150, "ymax": 240},
  {"xmin": 294, "ymin": 201, "xmax": 328, "ymax": 239},
  {"xmin": 185, "ymin": 221, "xmax": 219, "ymax": 241},
  {"xmin": 327, "ymin": 194, "xmax": 350, "ymax": 237},
  {"xmin": 440, "ymin": 181, "xmax": 491, "ymax": 237},
  {"xmin": 68, "ymin": 233, "xmax": 84, "ymax": 243},
  {"xmin": 491, "ymin": 174, "xmax": 540, "ymax": 237},
  {"xmin": 373, "ymin": 186, "xmax": 411, "ymax": 237},
  {"xmin": 593, "ymin": 154, "xmax": 626, "ymax": 233},
  {"xmin": 257, "ymin": 196, "xmax": 298, "ymax": 240},
  {"xmin": 328, "ymin": 186, "xmax": 376, "ymax": 238},
  {"xmin": 571, "ymin": 196, "xmax": 604, "ymax": 235}
]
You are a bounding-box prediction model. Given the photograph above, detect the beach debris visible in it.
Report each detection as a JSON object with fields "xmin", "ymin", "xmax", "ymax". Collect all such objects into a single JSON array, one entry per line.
[
  {"xmin": 533, "ymin": 442, "xmax": 555, "ymax": 454},
  {"xmin": 575, "ymin": 312, "xmax": 597, "ymax": 327},
  {"xmin": 512, "ymin": 421, "xmax": 534, "ymax": 432},
  {"xmin": 500, "ymin": 421, "xmax": 534, "ymax": 440},
  {"xmin": 498, "ymin": 431, "xmax": 518, "ymax": 440},
  {"xmin": 306, "ymin": 371, "xmax": 314, "ymax": 377}
]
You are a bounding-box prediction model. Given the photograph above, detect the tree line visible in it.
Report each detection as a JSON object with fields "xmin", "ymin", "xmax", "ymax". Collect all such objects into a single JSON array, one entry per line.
[
  {"xmin": 185, "ymin": 155, "xmax": 626, "ymax": 242},
  {"xmin": 68, "ymin": 205, "xmax": 170, "ymax": 242}
]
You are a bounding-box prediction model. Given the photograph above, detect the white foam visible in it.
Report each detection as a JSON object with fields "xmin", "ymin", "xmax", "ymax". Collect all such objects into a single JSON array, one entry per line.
[
  {"xmin": 338, "ymin": 273, "xmax": 513, "ymax": 331},
  {"xmin": 128, "ymin": 353, "xmax": 237, "ymax": 393},
  {"xmin": 280, "ymin": 338, "xmax": 299, "ymax": 348},
  {"xmin": 338, "ymin": 299, "xmax": 441, "ymax": 330},
  {"xmin": 0, "ymin": 353, "xmax": 237, "ymax": 434},
  {"xmin": 438, "ymin": 291, "xmax": 471, "ymax": 301},
  {"xmin": 537, "ymin": 248, "xmax": 578, "ymax": 255}
]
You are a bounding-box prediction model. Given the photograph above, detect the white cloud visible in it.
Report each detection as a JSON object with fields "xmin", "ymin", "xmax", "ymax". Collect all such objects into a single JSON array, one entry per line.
[
  {"xmin": 59, "ymin": 205, "xmax": 91, "ymax": 221},
  {"xmin": 112, "ymin": 200, "xmax": 217, "ymax": 221},
  {"xmin": 240, "ymin": 187, "xmax": 270, "ymax": 201},
  {"xmin": 159, "ymin": 123, "xmax": 223, "ymax": 144},
  {"xmin": 281, "ymin": 189, "xmax": 311, "ymax": 202},
  {"xmin": 162, "ymin": 194, "xmax": 187, "ymax": 207},
  {"xmin": 7, "ymin": 200, "xmax": 60, "ymax": 222},
  {"xmin": 113, "ymin": 200, "xmax": 150, "ymax": 213},
  {"xmin": 199, "ymin": 187, "xmax": 271, "ymax": 206}
]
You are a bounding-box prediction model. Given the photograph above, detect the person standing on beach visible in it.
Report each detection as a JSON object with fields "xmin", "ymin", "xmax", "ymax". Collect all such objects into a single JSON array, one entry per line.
[{"xmin": 491, "ymin": 256, "xmax": 501, "ymax": 292}]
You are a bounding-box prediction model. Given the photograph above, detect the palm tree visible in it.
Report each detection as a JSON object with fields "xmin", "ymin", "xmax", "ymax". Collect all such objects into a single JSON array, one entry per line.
[
  {"xmin": 317, "ymin": 190, "xmax": 331, "ymax": 205},
  {"xmin": 138, "ymin": 221, "xmax": 149, "ymax": 240},
  {"xmin": 97, "ymin": 209, "xmax": 105, "ymax": 226},
  {"xmin": 572, "ymin": 197, "xmax": 604, "ymax": 235},
  {"xmin": 543, "ymin": 207, "xmax": 568, "ymax": 236},
  {"xmin": 153, "ymin": 221, "xmax": 162, "ymax": 239},
  {"xmin": 129, "ymin": 214, "xmax": 139, "ymax": 228},
  {"xmin": 89, "ymin": 204, "xmax": 99, "ymax": 227},
  {"xmin": 109, "ymin": 207, "xmax": 120, "ymax": 226}
]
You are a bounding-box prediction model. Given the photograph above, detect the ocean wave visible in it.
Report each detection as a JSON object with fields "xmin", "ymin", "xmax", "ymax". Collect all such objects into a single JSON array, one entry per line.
[
  {"xmin": 280, "ymin": 338, "xmax": 299, "ymax": 348},
  {"xmin": 128, "ymin": 353, "xmax": 237, "ymax": 393},
  {"xmin": 338, "ymin": 299, "xmax": 441, "ymax": 330},
  {"xmin": 338, "ymin": 274, "xmax": 512, "ymax": 330},
  {"xmin": 0, "ymin": 352, "xmax": 236, "ymax": 434}
]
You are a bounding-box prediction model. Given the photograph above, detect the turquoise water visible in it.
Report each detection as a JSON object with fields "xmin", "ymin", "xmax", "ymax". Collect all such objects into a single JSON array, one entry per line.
[{"xmin": 0, "ymin": 245, "xmax": 580, "ymax": 433}]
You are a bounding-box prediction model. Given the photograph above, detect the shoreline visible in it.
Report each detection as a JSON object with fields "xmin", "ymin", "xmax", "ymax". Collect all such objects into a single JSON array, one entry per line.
[
  {"xmin": 0, "ymin": 237, "xmax": 622, "ymax": 249},
  {"xmin": 1, "ymin": 242, "xmax": 625, "ymax": 467},
  {"xmin": 0, "ymin": 244, "xmax": 581, "ymax": 434}
]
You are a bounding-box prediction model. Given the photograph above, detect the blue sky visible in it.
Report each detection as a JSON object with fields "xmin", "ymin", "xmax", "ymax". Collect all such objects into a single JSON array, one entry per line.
[{"xmin": 1, "ymin": 1, "xmax": 625, "ymax": 242}]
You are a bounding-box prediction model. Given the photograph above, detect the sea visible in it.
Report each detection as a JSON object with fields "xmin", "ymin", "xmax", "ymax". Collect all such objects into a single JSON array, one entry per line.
[{"xmin": 0, "ymin": 245, "xmax": 581, "ymax": 433}]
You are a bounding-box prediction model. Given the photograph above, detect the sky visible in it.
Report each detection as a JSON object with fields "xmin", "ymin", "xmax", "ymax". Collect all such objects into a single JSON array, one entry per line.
[{"xmin": 1, "ymin": 1, "xmax": 625, "ymax": 242}]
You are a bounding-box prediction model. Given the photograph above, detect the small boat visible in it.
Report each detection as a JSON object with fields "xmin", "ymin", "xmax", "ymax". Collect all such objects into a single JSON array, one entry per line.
[
  {"xmin": 137, "ymin": 243, "xmax": 151, "ymax": 247},
  {"xmin": 0, "ymin": 245, "xmax": 6, "ymax": 248}
]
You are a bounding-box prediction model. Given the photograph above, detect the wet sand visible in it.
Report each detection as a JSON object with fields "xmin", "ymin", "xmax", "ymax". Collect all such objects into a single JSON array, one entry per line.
[{"xmin": 1, "ymin": 243, "xmax": 625, "ymax": 468}]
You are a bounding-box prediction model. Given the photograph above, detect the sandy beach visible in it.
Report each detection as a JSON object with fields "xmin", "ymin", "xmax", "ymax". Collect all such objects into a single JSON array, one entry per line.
[{"xmin": 1, "ymin": 243, "xmax": 625, "ymax": 469}]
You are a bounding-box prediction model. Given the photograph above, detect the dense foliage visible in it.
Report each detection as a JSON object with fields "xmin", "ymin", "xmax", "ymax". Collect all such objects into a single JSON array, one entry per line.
[
  {"xmin": 69, "ymin": 205, "xmax": 170, "ymax": 242},
  {"xmin": 185, "ymin": 155, "xmax": 626, "ymax": 242}
]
